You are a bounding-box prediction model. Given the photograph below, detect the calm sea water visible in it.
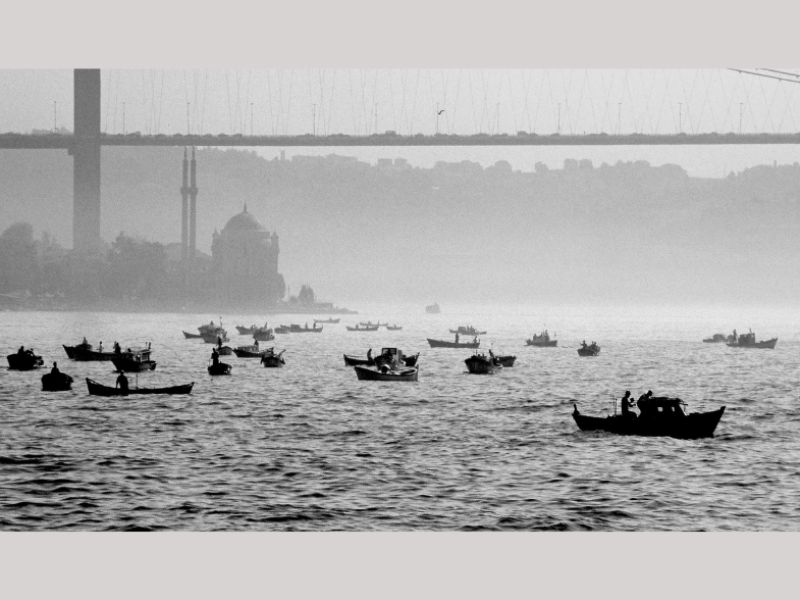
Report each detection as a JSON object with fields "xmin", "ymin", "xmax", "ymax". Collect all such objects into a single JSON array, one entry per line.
[{"xmin": 1, "ymin": 304, "xmax": 798, "ymax": 531}]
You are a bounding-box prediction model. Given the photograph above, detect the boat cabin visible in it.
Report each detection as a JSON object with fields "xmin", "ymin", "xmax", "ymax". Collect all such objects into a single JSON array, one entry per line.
[{"xmin": 639, "ymin": 397, "xmax": 686, "ymax": 418}]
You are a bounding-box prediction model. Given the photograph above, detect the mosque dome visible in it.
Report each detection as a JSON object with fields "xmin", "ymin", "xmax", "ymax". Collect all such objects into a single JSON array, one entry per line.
[{"xmin": 222, "ymin": 204, "xmax": 266, "ymax": 234}]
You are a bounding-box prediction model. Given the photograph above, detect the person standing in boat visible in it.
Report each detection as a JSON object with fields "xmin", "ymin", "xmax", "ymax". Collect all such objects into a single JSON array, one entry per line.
[
  {"xmin": 113, "ymin": 341, "xmax": 121, "ymax": 354},
  {"xmin": 621, "ymin": 391, "xmax": 635, "ymax": 419},
  {"xmin": 217, "ymin": 335, "xmax": 223, "ymax": 348},
  {"xmin": 637, "ymin": 390, "xmax": 653, "ymax": 414},
  {"xmin": 98, "ymin": 341, "xmax": 103, "ymax": 353},
  {"xmin": 115, "ymin": 370, "xmax": 129, "ymax": 394},
  {"xmin": 211, "ymin": 347, "xmax": 220, "ymax": 366},
  {"xmin": 732, "ymin": 329, "xmax": 737, "ymax": 343},
  {"xmin": 50, "ymin": 362, "xmax": 60, "ymax": 376},
  {"xmin": 455, "ymin": 333, "xmax": 460, "ymax": 343}
]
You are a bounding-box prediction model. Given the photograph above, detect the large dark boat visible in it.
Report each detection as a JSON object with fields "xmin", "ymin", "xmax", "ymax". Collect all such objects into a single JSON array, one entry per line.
[
  {"xmin": 577, "ymin": 342, "xmax": 600, "ymax": 356},
  {"xmin": 464, "ymin": 353, "xmax": 499, "ymax": 374},
  {"xmin": 7, "ymin": 349, "xmax": 44, "ymax": 370},
  {"xmin": 427, "ymin": 336, "xmax": 480, "ymax": 349},
  {"xmin": 354, "ymin": 365, "xmax": 419, "ymax": 381},
  {"xmin": 526, "ymin": 330, "xmax": 557, "ymax": 347},
  {"xmin": 42, "ymin": 370, "xmax": 74, "ymax": 391},
  {"xmin": 572, "ymin": 397, "xmax": 725, "ymax": 439},
  {"xmin": 726, "ymin": 331, "xmax": 777, "ymax": 349},
  {"xmin": 450, "ymin": 325, "xmax": 487, "ymax": 336},
  {"xmin": 86, "ymin": 378, "xmax": 194, "ymax": 396}
]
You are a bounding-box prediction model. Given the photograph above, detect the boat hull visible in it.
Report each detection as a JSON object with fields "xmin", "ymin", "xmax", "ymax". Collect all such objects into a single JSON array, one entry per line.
[
  {"xmin": 236, "ymin": 326, "xmax": 256, "ymax": 335},
  {"xmin": 234, "ymin": 347, "xmax": 265, "ymax": 358},
  {"xmin": 261, "ymin": 355, "xmax": 285, "ymax": 368},
  {"xmin": 111, "ymin": 357, "xmax": 157, "ymax": 372},
  {"xmin": 427, "ymin": 338, "xmax": 480, "ymax": 349},
  {"xmin": 85, "ymin": 377, "xmax": 194, "ymax": 396},
  {"xmin": 183, "ymin": 331, "xmax": 203, "ymax": 339},
  {"xmin": 726, "ymin": 338, "xmax": 777, "ymax": 349},
  {"xmin": 207, "ymin": 363, "xmax": 232, "ymax": 376},
  {"xmin": 42, "ymin": 372, "xmax": 73, "ymax": 391},
  {"xmin": 346, "ymin": 326, "xmax": 379, "ymax": 332},
  {"xmin": 526, "ymin": 340, "xmax": 557, "ymax": 347},
  {"xmin": 464, "ymin": 355, "xmax": 498, "ymax": 374},
  {"xmin": 354, "ymin": 365, "xmax": 419, "ymax": 381},
  {"xmin": 492, "ymin": 355, "xmax": 516, "ymax": 367},
  {"xmin": 572, "ymin": 405, "xmax": 725, "ymax": 439},
  {"xmin": 7, "ymin": 353, "xmax": 45, "ymax": 370},
  {"xmin": 577, "ymin": 347, "xmax": 600, "ymax": 356}
]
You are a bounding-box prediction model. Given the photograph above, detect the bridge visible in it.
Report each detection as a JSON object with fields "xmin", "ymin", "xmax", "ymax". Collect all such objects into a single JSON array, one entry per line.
[{"xmin": 5, "ymin": 69, "xmax": 800, "ymax": 252}]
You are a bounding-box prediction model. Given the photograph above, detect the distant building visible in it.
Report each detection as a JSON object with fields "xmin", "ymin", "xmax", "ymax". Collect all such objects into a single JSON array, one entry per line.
[{"xmin": 210, "ymin": 205, "xmax": 286, "ymax": 306}]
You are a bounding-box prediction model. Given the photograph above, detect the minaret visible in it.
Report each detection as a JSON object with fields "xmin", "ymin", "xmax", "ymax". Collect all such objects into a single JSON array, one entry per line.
[
  {"xmin": 189, "ymin": 146, "xmax": 198, "ymax": 261},
  {"xmin": 180, "ymin": 147, "xmax": 189, "ymax": 262}
]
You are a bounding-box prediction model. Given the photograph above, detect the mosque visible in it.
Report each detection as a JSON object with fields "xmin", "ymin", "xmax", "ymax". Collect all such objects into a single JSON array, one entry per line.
[{"xmin": 177, "ymin": 148, "xmax": 286, "ymax": 307}]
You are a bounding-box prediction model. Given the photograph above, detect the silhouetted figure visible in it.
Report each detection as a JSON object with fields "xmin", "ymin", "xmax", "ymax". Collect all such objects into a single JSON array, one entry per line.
[
  {"xmin": 367, "ymin": 348, "xmax": 373, "ymax": 361},
  {"xmin": 217, "ymin": 335, "xmax": 223, "ymax": 347},
  {"xmin": 211, "ymin": 348, "xmax": 219, "ymax": 366},
  {"xmin": 50, "ymin": 362, "xmax": 60, "ymax": 375},
  {"xmin": 114, "ymin": 341, "xmax": 121, "ymax": 354},
  {"xmin": 732, "ymin": 329, "xmax": 737, "ymax": 343},
  {"xmin": 115, "ymin": 371, "xmax": 129, "ymax": 394},
  {"xmin": 455, "ymin": 333, "xmax": 460, "ymax": 343},
  {"xmin": 581, "ymin": 340, "xmax": 587, "ymax": 349},
  {"xmin": 81, "ymin": 337, "xmax": 88, "ymax": 346},
  {"xmin": 621, "ymin": 391, "xmax": 635, "ymax": 418},
  {"xmin": 637, "ymin": 390, "xmax": 653, "ymax": 413},
  {"xmin": 17, "ymin": 346, "xmax": 24, "ymax": 355},
  {"xmin": 98, "ymin": 341, "xmax": 103, "ymax": 353}
]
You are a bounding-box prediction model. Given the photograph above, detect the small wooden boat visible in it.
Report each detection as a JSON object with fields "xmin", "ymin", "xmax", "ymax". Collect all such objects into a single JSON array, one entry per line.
[
  {"xmin": 464, "ymin": 353, "xmax": 499, "ymax": 374},
  {"xmin": 425, "ymin": 303, "xmax": 441, "ymax": 314},
  {"xmin": 526, "ymin": 331, "xmax": 557, "ymax": 347},
  {"xmin": 63, "ymin": 339, "xmax": 93, "ymax": 358},
  {"xmin": 7, "ymin": 350, "xmax": 45, "ymax": 370},
  {"xmin": 702, "ymin": 333, "xmax": 730, "ymax": 343},
  {"xmin": 41, "ymin": 371, "xmax": 73, "ymax": 391},
  {"xmin": 261, "ymin": 349, "xmax": 286, "ymax": 368},
  {"xmin": 314, "ymin": 318, "xmax": 340, "ymax": 324},
  {"xmin": 490, "ymin": 351, "xmax": 516, "ymax": 367},
  {"xmin": 360, "ymin": 321, "xmax": 388, "ymax": 327},
  {"xmin": 726, "ymin": 332, "xmax": 777, "ymax": 349},
  {"xmin": 275, "ymin": 324, "xmax": 322, "ymax": 334},
  {"xmin": 207, "ymin": 361, "xmax": 232, "ymax": 376},
  {"xmin": 385, "ymin": 324, "xmax": 403, "ymax": 331},
  {"xmin": 427, "ymin": 337, "xmax": 480, "ymax": 349},
  {"xmin": 86, "ymin": 377, "xmax": 194, "ymax": 396},
  {"xmin": 62, "ymin": 344, "xmax": 117, "ymax": 361},
  {"xmin": 572, "ymin": 397, "xmax": 725, "ymax": 439},
  {"xmin": 343, "ymin": 348, "xmax": 419, "ymax": 367},
  {"xmin": 182, "ymin": 330, "xmax": 203, "ymax": 339},
  {"xmin": 234, "ymin": 344, "xmax": 265, "ymax": 358},
  {"xmin": 202, "ymin": 329, "xmax": 229, "ymax": 344},
  {"xmin": 252, "ymin": 327, "xmax": 275, "ymax": 342},
  {"xmin": 347, "ymin": 325, "xmax": 379, "ymax": 332},
  {"xmin": 450, "ymin": 325, "xmax": 487, "ymax": 336},
  {"xmin": 111, "ymin": 354, "xmax": 157, "ymax": 372},
  {"xmin": 577, "ymin": 343, "xmax": 600, "ymax": 356},
  {"xmin": 354, "ymin": 365, "xmax": 419, "ymax": 381}
]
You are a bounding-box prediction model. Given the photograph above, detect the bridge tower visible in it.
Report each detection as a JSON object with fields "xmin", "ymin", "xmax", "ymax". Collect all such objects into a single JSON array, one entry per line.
[{"xmin": 72, "ymin": 69, "xmax": 102, "ymax": 252}]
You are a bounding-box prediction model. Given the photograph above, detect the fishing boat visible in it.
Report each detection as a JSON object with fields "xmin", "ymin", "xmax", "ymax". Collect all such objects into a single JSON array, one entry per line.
[
  {"xmin": 252, "ymin": 327, "xmax": 275, "ymax": 342},
  {"xmin": 236, "ymin": 325, "xmax": 256, "ymax": 335},
  {"xmin": 207, "ymin": 361, "xmax": 232, "ymax": 376},
  {"xmin": 450, "ymin": 325, "xmax": 487, "ymax": 336},
  {"xmin": 526, "ymin": 330, "xmax": 558, "ymax": 347},
  {"xmin": 314, "ymin": 317, "xmax": 340, "ymax": 324},
  {"xmin": 346, "ymin": 324, "xmax": 379, "ymax": 332},
  {"xmin": 111, "ymin": 351, "xmax": 157, "ymax": 373},
  {"xmin": 86, "ymin": 377, "xmax": 194, "ymax": 396},
  {"xmin": 577, "ymin": 342, "xmax": 600, "ymax": 356},
  {"xmin": 201, "ymin": 329, "xmax": 229, "ymax": 344},
  {"xmin": 41, "ymin": 370, "xmax": 73, "ymax": 391},
  {"xmin": 182, "ymin": 331, "xmax": 204, "ymax": 339},
  {"xmin": 63, "ymin": 341, "xmax": 120, "ymax": 361},
  {"xmin": 702, "ymin": 333, "xmax": 730, "ymax": 343},
  {"xmin": 464, "ymin": 353, "xmax": 499, "ymax": 374},
  {"xmin": 425, "ymin": 303, "xmax": 441, "ymax": 314},
  {"xmin": 385, "ymin": 324, "xmax": 403, "ymax": 331},
  {"xmin": 354, "ymin": 365, "xmax": 419, "ymax": 381},
  {"xmin": 261, "ymin": 349, "xmax": 286, "ymax": 368},
  {"xmin": 726, "ymin": 331, "xmax": 777, "ymax": 349},
  {"xmin": 274, "ymin": 323, "xmax": 322, "ymax": 334},
  {"xmin": 359, "ymin": 321, "xmax": 388, "ymax": 327},
  {"xmin": 343, "ymin": 347, "xmax": 419, "ymax": 367},
  {"xmin": 427, "ymin": 336, "xmax": 480, "ymax": 349},
  {"xmin": 234, "ymin": 343, "xmax": 265, "ymax": 358},
  {"xmin": 63, "ymin": 338, "xmax": 93, "ymax": 358},
  {"xmin": 7, "ymin": 349, "xmax": 45, "ymax": 370},
  {"xmin": 572, "ymin": 397, "xmax": 725, "ymax": 439},
  {"xmin": 490, "ymin": 350, "xmax": 516, "ymax": 367}
]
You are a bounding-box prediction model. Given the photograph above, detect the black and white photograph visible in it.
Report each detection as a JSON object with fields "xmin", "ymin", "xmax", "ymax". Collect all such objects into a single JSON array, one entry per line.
[{"xmin": 1, "ymin": 1, "xmax": 799, "ymax": 597}]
